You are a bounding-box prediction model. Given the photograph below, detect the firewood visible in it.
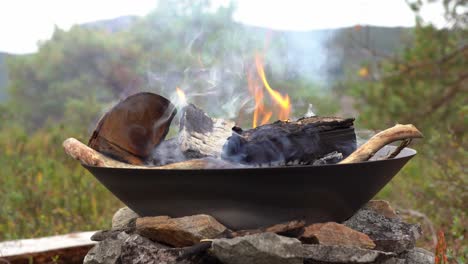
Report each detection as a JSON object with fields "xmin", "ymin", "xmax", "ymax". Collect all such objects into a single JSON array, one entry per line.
[
  {"xmin": 64, "ymin": 138, "xmax": 240, "ymax": 169},
  {"xmin": 178, "ymin": 103, "xmax": 235, "ymax": 158},
  {"xmin": 88, "ymin": 92, "xmax": 177, "ymax": 165},
  {"xmin": 339, "ymin": 124, "xmax": 423, "ymax": 164},
  {"xmin": 222, "ymin": 116, "xmax": 357, "ymax": 165},
  {"xmin": 148, "ymin": 103, "xmax": 235, "ymax": 166}
]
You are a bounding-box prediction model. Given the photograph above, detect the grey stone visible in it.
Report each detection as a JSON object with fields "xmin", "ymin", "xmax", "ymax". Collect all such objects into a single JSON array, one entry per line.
[
  {"xmin": 303, "ymin": 244, "xmax": 395, "ymax": 263},
  {"xmin": 112, "ymin": 207, "xmax": 139, "ymax": 229},
  {"xmin": 375, "ymin": 248, "xmax": 435, "ymax": 264},
  {"xmin": 378, "ymin": 257, "xmax": 406, "ymax": 264},
  {"xmin": 402, "ymin": 248, "xmax": 435, "ymax": 264},
  {"xmin": 211, "ymin": 232, "xmax": 303, "ymax": 264},
  {"xmin": 344, "ymin": 208, "xmax": 422, "ymax": 253},
  {"xmin": 91, "ymin": 228, "xmax": 135, "ymax": 242},
  {"xmin": 84, "ymin": 232, "xmax": 129, "ymax": 264},
  {"xmin": 120, "ymin": 234, "xmax": 218, "ymax": 264}
]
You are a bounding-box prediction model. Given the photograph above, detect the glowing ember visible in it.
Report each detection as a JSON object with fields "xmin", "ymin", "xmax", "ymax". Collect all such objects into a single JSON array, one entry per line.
[{"xmin": 248, "ymin": 54, "xmax": 291, "ymax": 128}]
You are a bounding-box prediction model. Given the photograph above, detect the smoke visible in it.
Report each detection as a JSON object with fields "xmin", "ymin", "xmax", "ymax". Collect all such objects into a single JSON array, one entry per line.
[{"xmin": 135, "ymin": 12, "xmax": 338, "ymax": 127}]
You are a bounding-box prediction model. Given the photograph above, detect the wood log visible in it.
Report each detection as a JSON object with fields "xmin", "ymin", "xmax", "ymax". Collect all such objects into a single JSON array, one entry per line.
[
  {"xmin": 339, "ymin": 124, "xmax": 423, "ymax": 164},
  {"xmin": 88, "ymin": 92, "xmax": 177, "ymax": 165},
  {"xmin": 64, "ymin": 138, "xmax": 240, "ymax": 169},
  {"xmin": 222, "ymin": 116, "xmax": 357, "ymax": 165},
  {"xmin": 148, "ymin": 103, "xmax": 235, "ymax": 166},
  {"xmin": 178, "ymin": 103, "xmax": 235, "ymax": 158}
]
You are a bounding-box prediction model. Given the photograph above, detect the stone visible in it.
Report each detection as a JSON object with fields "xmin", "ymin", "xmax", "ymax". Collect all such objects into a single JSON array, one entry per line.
[
  {"xmin": 365, "ymin": 200, "xmax": 399, "ymax": 219},
  {"xmin": 300, "ymin": 222, "xmax": 376, "ymax": 249},
  {"xmin": 136, "ymin": 214, "xmax": 227, "ymax": 247},
  {"xmin": 378, "ymin": 257, "xmax": 406, "ymax": 264},
  {"xmin": 264, "ymin": 220, "xmax": 306, "ymax": 237},
  {"xmin": 375, "ymin": 248, "xmax": 435, "ymax": 264},
  {"xmin": 112, "ymin": 207, "xmax": 139, "ymax": 229},
  {"xmin": 120, "ymin": 234, "xmax": 220, "ymax": 264},
  {"xmin": 211, "ymin": 232, "xmax": 303, "ymax": 264},
  {"xmin": 83, "ymin": 231, "xmax": 129, "ymax": 264},
  {"xmin": 344, "ymin": 208, "xmax": 422, "ymax": 253},
  {"xmin": 402, "ymin": 248, "xmax": 435, "ymax": 264},
  {"xmin": 229, "ymin": 220, "xmax": 306, "ymax": 238},
  {"xmin": 91, "ymin": 230, "xmax": 122, "ymax": 242},
  {"xmin": 303, "ymin": 244, "xmax": 395, "ymax": 264}
]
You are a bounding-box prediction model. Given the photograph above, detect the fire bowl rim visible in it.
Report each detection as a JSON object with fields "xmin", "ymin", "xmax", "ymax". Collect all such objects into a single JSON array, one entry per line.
[{"xmin": 82, "ymin": 146, "xmax": 417, "ymax": 171}]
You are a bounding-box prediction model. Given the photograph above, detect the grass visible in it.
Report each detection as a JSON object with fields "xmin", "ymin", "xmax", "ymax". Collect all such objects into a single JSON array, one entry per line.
[{"xmin": 0, "ymin": 123, "xmax": 121, "ymax": 240}]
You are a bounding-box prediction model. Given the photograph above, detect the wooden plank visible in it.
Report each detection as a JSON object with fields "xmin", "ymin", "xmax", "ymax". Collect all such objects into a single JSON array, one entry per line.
[{"xmin": 0, "ymin": 231, "xmax": 96, "ymax": 264}]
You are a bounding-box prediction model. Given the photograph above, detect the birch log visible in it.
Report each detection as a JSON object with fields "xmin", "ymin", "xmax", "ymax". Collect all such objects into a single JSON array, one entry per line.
[
  {"xmin": 339, "ymin": 124, "xmax": 423, "ymax": 164},
  {"xmin": 63, "ymin": 138, "xmax": 239, "ymax": 169}
]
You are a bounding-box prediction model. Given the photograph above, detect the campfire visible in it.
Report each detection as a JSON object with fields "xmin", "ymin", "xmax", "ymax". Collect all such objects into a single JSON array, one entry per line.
[
  {"xmin": 61, "ymin": 63, "xmax": 428, "ymax": 263},
  {"xmin": 62, "ymin": 86, "xmax": 423, "ymax": 226},
  {"xmin": 62, "ymin": 53, "xmax": 423, "ymax": 230}
]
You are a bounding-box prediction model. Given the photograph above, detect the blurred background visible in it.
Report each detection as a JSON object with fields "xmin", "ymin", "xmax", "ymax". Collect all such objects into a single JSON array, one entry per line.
[{"xmin": 0, "ymin": 0, "xmax": 466, "ymax": 261}]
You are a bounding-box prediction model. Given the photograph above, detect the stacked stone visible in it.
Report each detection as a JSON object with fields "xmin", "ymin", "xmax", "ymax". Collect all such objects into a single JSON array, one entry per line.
[{"xmin": 84, "ymin": 201, "xmax": 434, "ymax": 264}]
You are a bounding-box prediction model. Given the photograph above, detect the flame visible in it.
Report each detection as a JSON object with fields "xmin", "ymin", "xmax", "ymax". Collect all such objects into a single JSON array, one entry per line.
[
  {"xmin": 248, "ymin": 54, "xmax": 291, "ymax": 128},
  {"xmin": 176, "ymin": 87, "xmax": 187, "ymax": 106}
]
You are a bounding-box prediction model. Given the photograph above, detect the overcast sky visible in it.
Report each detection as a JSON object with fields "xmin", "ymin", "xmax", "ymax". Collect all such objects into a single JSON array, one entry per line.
[{"xmin": 0, "ymin": 0, "xmax": 447, "ymax": 54}]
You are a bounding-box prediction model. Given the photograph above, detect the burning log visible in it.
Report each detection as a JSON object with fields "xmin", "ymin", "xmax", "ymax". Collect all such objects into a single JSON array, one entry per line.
[
  {"xmin": 178, "ymin": 104, "xmax": 235, "ymax": 158},
  {"xmin": 64, "ymin": 138, "xmax": 239, "ymax": 169},
  {"xmin": 221, "ymin": 116, "xmax": 357, "ymax": 165},
  {"xmin": 339, "ymin": 124, "xmax": 423, "ymax": 164},
  {"xmin": 88, "ymin": 93, "xmax": 177, "ymax": 165},
  {"xmin": 149, "ymin": 103, "xmax": 235, "ymax": 166}
]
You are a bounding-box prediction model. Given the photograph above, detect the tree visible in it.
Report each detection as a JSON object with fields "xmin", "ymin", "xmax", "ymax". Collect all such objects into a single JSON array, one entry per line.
[{"xmin": 345, "ymin": 0, "xmax": 466, "ymax": 258}]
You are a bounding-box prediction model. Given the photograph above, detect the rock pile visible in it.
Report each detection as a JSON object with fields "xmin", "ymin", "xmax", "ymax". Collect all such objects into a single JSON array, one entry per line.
[{"xmin": 84, "ymin": 201, "xmax": 434, "ymax": 264}]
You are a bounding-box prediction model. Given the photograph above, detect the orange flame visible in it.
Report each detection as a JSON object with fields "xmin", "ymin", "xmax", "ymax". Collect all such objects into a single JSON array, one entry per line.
[
  {"xmin": 248, "ymin": 54, "xmax": 291, "ymax": 128},
  {"xmin": 176, "ymin": 87, "xmax": 187, "ymax": 106}
]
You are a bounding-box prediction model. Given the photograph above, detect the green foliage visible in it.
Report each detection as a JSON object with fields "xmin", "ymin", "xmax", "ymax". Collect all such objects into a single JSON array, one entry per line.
[
  {"xmin": 341, "ymin": 1, "xmax": 467, "ymax": 259},
  {"xmin": 0, "ymin": 121, "xmax": 121, "ymax": 240}
]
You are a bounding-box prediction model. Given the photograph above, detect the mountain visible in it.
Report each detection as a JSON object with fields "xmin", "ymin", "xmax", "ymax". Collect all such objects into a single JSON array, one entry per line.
[{"xmin": 81, "ymin": 15, "xmax": 139, "ymax": 32}]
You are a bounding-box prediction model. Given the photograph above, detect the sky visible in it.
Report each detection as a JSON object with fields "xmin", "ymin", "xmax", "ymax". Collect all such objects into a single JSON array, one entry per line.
[{"xmin": 0, "ymin": 0, "xmax": 447, "ymax": 54}]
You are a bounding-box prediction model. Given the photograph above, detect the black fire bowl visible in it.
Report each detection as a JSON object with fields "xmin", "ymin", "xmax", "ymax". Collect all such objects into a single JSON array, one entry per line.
[{"xmin": 84, "ymin": 146, "xmax": 416, "ymax": 230}]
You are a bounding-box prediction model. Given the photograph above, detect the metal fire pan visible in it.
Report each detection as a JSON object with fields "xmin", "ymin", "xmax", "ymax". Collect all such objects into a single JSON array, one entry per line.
[{"xmin": 83, "ymin": 146, "xmax": 416, "ymax": 230}]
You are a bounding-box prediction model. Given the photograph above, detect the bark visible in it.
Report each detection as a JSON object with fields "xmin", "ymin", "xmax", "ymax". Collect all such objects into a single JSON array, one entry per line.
[
  {"xmin": 88, "ymin": 92, "xmax": 177, "ymax": 165},
  {"xmin": 339, "ymin": 124, "xmax": 423, "ymax": 164}
]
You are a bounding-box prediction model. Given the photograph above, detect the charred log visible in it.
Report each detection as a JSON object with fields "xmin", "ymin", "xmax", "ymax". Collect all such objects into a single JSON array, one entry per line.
[
  {"xmin": 148, "ymin": 104, "xmax": 235, "ymax": 166},
  {"xmin": 221, "ymin": 116, "xmax": 357, "ymax": 165}
]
